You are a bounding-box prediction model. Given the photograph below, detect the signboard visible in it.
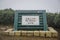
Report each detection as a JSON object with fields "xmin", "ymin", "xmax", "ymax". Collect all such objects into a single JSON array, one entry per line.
[
  {"xmin": 14, "ymin": 10, "xmax": 47, "ymax": 31},
  {"xmin": 22, "ymin": 16, "xmax": 39, "ymax": 25}
]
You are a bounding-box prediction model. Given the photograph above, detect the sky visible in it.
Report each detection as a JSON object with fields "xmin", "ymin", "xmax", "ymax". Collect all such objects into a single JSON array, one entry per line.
[{"xmin": 0, "ymin": 0, "xmax": 60, "ymax": 13}]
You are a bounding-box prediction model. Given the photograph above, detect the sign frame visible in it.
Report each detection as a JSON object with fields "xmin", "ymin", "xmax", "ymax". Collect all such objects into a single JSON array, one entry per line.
[{"xmin": 14, "ymin": 10, "xmax": 48, "ymax": 31}]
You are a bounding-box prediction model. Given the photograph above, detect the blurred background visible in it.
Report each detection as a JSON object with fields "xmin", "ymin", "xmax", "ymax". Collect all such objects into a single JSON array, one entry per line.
[{"xmin": 0, "ymin": 0, "xmax": 60, "ymax": 28}]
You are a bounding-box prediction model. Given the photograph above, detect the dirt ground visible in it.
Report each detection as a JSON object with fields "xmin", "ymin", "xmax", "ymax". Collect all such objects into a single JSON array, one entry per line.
[{"xmin": 55, "ymin": 28, "xmax": 60, "ymax": 40}]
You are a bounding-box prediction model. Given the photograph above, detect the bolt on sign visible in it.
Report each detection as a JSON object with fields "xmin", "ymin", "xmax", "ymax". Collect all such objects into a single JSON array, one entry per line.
[{"xmin": 14, "ymin": 10, "xmax": 48, "ymax": 31}]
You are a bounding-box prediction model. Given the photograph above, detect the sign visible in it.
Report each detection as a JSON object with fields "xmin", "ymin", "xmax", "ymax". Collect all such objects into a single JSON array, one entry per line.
[{"xmin": 22, "ymin": 16, "xmax": 39, "ymax": 25}]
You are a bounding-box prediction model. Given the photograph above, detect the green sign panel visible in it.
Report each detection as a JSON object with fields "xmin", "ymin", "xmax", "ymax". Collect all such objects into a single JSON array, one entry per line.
[{"xmin": 14, "ymin": 10, "xmax": 48, "ymax": 31}]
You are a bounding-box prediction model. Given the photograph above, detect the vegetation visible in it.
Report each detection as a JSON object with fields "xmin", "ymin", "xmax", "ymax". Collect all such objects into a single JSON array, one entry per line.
[
  {"xmin": 47, "ymin": 13, "xmax": 60, "ymax": 28},
  {"xmin": 0, "ymin": 8, "xmax": 60, "ymax": 28},
  {"xmin": 0, "ymin": 8, "xmax": 14, "ymax": 25}
]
